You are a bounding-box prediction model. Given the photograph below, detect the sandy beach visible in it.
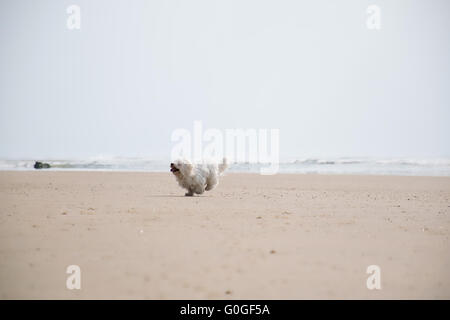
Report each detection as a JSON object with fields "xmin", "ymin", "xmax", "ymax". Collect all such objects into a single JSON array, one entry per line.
[{"xmin": 0, "ymin": 171, "xmax": 449, "ymax": 299}]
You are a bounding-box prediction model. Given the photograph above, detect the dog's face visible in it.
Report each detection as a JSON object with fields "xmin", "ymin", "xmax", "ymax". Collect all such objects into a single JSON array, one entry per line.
[
  {"xmin": 170, "ymin": 160, "xmax": 193, "ymax": 178},
  {"xmin": 170, "ymin": 162, "xmax": 180, "ymax": 175}
]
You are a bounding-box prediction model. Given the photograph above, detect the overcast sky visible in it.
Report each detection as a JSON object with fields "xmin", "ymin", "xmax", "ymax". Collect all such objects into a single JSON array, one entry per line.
[{"xmin": 1, "ymin": 0, "xmax": 449, "ymax": 160}]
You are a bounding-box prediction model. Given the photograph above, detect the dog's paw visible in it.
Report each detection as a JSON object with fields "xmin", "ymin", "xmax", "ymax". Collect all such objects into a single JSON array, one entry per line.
[{"xmin": 185, "ymin": 192, "xmax": 194, "ymax": 197}]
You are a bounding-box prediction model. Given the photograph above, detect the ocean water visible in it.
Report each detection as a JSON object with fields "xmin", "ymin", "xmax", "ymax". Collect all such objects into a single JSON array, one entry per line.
[{"xmin": 1, "ymin": 157, "xmax": 450, "ymax": 176}]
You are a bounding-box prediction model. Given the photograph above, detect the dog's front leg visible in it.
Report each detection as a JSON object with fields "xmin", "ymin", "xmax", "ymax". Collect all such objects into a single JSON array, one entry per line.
[{"xmin": 185, "ymin": 189, "xmax": 194, "ymax": 196}]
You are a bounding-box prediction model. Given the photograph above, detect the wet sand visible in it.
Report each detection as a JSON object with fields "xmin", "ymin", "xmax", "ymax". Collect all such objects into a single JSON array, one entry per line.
[{"xmin": 0, "ymin": 171, "xmax": 449, "ymax": 299}]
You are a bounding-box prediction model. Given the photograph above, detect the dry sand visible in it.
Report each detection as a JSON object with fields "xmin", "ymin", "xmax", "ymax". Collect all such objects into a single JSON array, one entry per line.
[{"xmin": 0, "ymin": 171, "xmax": 449, "ymax": 299}]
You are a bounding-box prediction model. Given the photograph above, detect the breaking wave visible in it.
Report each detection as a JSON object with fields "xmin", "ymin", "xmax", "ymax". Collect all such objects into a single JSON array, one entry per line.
[{"xmin": 1, "ymin": 157, "xmax": 450, "ymax": 176}]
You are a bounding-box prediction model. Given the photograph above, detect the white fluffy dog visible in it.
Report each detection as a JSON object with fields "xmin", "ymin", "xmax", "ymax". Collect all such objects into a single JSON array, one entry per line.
[{"xmin": 170, "ymin": 158, "xmax": 228, "ymax": 196}]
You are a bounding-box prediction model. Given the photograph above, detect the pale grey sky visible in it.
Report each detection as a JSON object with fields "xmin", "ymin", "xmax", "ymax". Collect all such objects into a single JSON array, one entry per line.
[{"xmin": 1, "ymin": 0, "xmax": 449, "ymax": 160}]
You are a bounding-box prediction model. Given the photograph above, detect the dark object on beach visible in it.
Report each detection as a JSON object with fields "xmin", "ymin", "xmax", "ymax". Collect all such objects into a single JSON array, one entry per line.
[{"xmin": 34, "ymin": 161, "xmax": 51, "ymax": 169}]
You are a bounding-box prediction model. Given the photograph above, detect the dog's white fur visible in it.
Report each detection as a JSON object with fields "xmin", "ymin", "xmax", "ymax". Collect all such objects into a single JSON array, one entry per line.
[{"xmin": 170, "ymin": 158, "xmax": 228, "ymax": 196}]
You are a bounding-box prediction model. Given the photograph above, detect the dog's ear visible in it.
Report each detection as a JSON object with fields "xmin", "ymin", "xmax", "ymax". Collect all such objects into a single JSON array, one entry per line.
[{"xmin": 178, "ymin": 160, "xmax": 193, "ymax": 176}]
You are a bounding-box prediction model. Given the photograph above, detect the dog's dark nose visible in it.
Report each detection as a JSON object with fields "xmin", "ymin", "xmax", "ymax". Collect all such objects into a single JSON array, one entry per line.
[{"xmin": 170, "ymin": 163, "xmax": 174, "ymax": 166}]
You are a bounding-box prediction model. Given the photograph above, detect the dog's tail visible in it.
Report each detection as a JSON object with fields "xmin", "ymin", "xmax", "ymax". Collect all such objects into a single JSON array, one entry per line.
[{"xmin": 219, "ymin": 157, "xmax": 228, "ymax": 174}]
